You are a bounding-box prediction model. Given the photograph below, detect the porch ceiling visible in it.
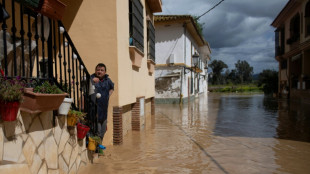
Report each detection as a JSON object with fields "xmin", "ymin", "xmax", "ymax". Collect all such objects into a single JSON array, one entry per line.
[{"xmin": 147, "ymin": 0, "xmax": 162, "ymax": 13}]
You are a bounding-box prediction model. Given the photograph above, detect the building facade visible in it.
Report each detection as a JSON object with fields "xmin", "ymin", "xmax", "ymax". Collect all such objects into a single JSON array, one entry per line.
[
  {"xmin": 272, "ymin": 0, "xmax": 310, "ymax": 103},
  {"xmin": 154, "ymin": 15, "xmax": 211, "ymax": 104},
  {"xmin": 61, "ymin": 0, "xmax": 162, "ymax": 145},
  {"xmin": 0, "ymin": 0, "xmax": 162, "ymax": 173}
]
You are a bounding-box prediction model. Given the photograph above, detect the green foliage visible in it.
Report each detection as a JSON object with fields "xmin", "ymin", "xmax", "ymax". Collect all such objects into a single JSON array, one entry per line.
[
  {"xmin": 0, "ymin": 76, "xmax": 25, "ymax": 102},
  {"xmin": 209, "ymin": 84, "xmax": 262, "ymax": 93},
  {"xmin": 193, "ymin": 16, "xmax": 205, "ymax": 37},
  {"xmin": 90, "ymin": 136, "xmax": 101, "ymax": 144},
  {"xmin": 33, "ymin": 81, "xmax": 64, "ymax": 94},
  {"xmin": 68, "ymin": 109, "xmax": 87, "ymax": 122},
  {"xmin": 209, "ymin": 60, "xmax": 228, "ymax": 85},
  {"xmin": 257, "ymin": 69, "xmax": 278, "ymax": 94},
  {"xmin": 234, "ymin": 60, "xmax": 253, "ymax": 84}
]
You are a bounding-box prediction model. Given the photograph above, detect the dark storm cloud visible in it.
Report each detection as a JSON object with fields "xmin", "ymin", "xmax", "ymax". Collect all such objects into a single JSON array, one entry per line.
[{"xmin": 159, "ymin": 0, "xmax": 289, "ymax": 73}]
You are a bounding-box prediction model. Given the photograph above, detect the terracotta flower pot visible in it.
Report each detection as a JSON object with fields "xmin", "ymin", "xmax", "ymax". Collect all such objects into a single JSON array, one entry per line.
[
  {"xmin": 37, "ymin": 0, "xmax": 66, "ymax": 20},
  {"xmin": 77, "ymin": 123, "xmax": 90, "ymax": 139},
  {"xmin": 20, "ymin": 88, "xmax": 68, "ymax": 114},
  {"xmin": 0, "ymin": 101, "xmax": 20, "ymax": 121}
]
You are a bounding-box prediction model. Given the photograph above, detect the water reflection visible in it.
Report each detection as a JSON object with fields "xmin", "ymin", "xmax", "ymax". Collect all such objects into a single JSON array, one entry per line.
[
  {"xmin": 277, "ymin": 99, "xmax": 310, "ymax": 142},
  {"xmin": 211, "ymin": 94, "xmax": 310, "ymax": 143},
  {"xmin": 78, "ymin": 93, "xmax": 310, "ymax": 174},
  {"xmin": 213, "ymin": 94, "xmax": 278, "ymax": 138}
]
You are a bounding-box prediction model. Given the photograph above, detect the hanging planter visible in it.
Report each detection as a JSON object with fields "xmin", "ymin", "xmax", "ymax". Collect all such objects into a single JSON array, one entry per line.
[
  {"xmin": 67, "ymin": 113, "xmax": 77, "ymax": 127},
  {"xmin": 37, "ymin": 0, "xmax": 67, "ymax": 21},
  {"xmin": 58, "ymin": 98, "xmax": 72, "ymax": 115},
  {"xmin": 20, "ymin": 82, "xmax": 67, "ymax": 114},
  {"xmin": 0, "ymin": 101, "xmax": 20, "ymax": 121},
  {"xmin": 77, "ymin": 123, "xmax": 90, "ymax": 139},
  {"xmin": 87, "ymin": 137, "xmax": 97, "ymax": 151},
  {"xmin": 20, "ymin": 88, "xmax": 67, "ymax": 114},
  {"xmin": 0, "ymin": 76, "xmax": 25, "ymax": 121}
]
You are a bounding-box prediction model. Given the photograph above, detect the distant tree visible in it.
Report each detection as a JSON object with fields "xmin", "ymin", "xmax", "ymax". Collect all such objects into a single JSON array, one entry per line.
[
  {"xmin": 235, "ymin": 60, "xmax": 253, "ymax": 83},
  {"xmin": 209, "ymin": 60, "xmax": 228, "ymax": 85},
  {"xmin": 257, "ymin": 69, "xmax": 278, "ymax": 94},
  {"xmin": 226, "ymin": 69, "xmax": 238, "ymax": 84}
]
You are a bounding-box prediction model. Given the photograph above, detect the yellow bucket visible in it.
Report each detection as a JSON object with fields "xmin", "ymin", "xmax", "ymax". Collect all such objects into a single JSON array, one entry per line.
[
  {"xmin": 67, "ymin": 114, "xmax": 77, "ymax": 126},
  {"xmin": 88, "ymin": 137, "xmax": 97, "ymax": 151}
]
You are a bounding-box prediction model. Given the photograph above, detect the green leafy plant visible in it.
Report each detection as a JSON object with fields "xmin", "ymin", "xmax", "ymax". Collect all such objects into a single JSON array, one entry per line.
[
  {"xmin": 33, "ymin": 81, "xmax": 64, "ymax": 94},
  {"xmin": 68, "ymin": 109, "xmax": 87, "ymax": 122},
  {"xmin": 0, "ymin": 76, "xmax": 25, "ymax": 102},
  {"xmin": 90, "ymin": 135, "xmax": 101, "ymax": 144}
]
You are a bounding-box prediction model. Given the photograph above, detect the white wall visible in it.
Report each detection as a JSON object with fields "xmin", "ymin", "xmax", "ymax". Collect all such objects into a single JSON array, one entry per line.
[{"xmin": 155, "ymin": 23, "xmax": 185, "ymax": 64}]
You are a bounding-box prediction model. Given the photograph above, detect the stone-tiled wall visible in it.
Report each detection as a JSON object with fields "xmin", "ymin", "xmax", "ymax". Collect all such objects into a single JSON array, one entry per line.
[{"xmin": 0, "ymin": 110, "xmax": 90, "ymax": 174}]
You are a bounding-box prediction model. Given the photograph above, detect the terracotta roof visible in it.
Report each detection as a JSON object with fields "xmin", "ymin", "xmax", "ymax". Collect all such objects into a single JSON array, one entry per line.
[
  {"xmin": 154, "ymin": 15, "xmax": 192, "ymax": 22},
  {"xmin": 154, "ymin": 15, "xmax": 206, "ymax": 46}
]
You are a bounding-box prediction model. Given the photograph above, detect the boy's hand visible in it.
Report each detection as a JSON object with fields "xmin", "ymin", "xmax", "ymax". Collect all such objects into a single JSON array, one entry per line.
[{"xmin": 93, "ymin": 77, "xmax": 99, "ymax": 83}]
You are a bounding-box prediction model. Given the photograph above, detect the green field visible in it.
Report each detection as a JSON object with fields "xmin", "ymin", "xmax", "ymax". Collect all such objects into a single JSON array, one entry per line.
[{"xmin": 208, "ymin": 84, "xmax": 263, "ymax": 93}]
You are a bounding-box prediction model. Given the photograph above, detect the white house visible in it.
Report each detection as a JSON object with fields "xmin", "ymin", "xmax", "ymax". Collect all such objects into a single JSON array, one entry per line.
[{"xmin": 154, "ymin": 15, "xmax": 211, "ymax": 104}]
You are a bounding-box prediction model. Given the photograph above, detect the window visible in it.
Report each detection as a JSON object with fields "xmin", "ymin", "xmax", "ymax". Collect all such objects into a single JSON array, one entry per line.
[
  {"xmin": 275, "ymin": 28, "xmax": 285, "ymax": 56},
  {"xmin": 147, "ymin": 21, "xmax": 155, "ymax": 62},
  {"xmin": 287, "ymin": 13, "xmax": 300, "ymax": 44},
  {"xmin": 129, "ymin": 0, "xmax": 144, "ymax": 52},
  {"xmin": 305, "ymin": 1, "xmax": 310, "ymax": 36}
]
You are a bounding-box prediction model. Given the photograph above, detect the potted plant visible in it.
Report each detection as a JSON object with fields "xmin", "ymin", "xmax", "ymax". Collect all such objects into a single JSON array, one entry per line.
[
  {"xmin": 20, "ymin": 81, "xmax": 68, "ymax": 114},
  {"xmin": 58, "ymin": 98, "xmax": 73, "ymax": 116},
  {"xmin": 88, "ymin": 135, "xmax": 101, "ymax": 151},
  {"xmin": 77, "ymin": 122, "xmax": 90, "ymax": 139},
  {"xmin": 67, "ymin": 109, "xmax": 86, "ymax": 126},
  {"xmin": 58, "ymin": 82, "xmax": 73, "ymax": 116},
  {"xmin": 0, "ymin": 76, "xmax": 25, "ymax": 121}
]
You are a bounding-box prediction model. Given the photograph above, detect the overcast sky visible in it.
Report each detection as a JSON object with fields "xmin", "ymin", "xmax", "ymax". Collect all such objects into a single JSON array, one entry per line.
[{"xmin": 157, "ymin": 0, "xmax": 289, "ymax": 74}]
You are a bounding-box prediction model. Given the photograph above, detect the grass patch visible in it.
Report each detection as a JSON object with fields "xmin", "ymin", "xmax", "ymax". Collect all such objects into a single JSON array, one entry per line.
[{"xmin": 209, "ymin": 84, "xmax": 263, "ymax": 93}]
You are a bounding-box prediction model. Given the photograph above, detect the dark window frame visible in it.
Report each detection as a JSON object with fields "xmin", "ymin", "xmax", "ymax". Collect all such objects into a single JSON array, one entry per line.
[
  {"xmin": 305, "ymin": 1, "xmax": 310, "ymax": 36},
  {"xmin": 129, "ymin": 0, "xmax": 144, "ymax": 53},
  {"xmin": 147, "ymin": 20, "xmax": 155, "ymax": 62}
]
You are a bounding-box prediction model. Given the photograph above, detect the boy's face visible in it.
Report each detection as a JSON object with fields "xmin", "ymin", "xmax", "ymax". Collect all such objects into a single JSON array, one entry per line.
[{"xmin": 95, "ymin": 66, "xmax": 106, "ymax": 79}]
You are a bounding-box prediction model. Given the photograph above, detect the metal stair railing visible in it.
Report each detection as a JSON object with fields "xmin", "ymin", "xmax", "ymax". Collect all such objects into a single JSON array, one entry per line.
[{"xmin": 0, "ymin": 0, "xmax": 98, "ymax": 134}]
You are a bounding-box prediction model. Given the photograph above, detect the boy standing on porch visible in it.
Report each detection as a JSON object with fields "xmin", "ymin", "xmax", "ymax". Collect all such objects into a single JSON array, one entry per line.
[{"xmin": 91, "ymin": 63, "xmax": 114, "ymax": 141}]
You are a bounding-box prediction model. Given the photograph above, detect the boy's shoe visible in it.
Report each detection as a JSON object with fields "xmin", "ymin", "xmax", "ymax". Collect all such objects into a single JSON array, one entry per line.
[{"xmin": 99, "ymin": 144, "xmax": 106, "ymax": 150}]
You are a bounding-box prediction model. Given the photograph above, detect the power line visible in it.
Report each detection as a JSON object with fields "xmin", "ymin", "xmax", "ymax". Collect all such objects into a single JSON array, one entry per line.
[{"xmin": 196, "ymin": 0, "xmax": 225, "ymax": 20}]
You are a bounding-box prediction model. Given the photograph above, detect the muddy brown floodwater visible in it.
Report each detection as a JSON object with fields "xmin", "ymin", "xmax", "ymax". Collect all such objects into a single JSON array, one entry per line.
[{"xmin": 78, "ymin": 93, "xmax": 310, "ymax": 174}]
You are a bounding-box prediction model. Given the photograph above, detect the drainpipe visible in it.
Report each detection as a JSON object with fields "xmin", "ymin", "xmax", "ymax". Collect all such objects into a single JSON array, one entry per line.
[{"xmin": 180, "ymin": 22, "xmax": 187, "ymax": 104}]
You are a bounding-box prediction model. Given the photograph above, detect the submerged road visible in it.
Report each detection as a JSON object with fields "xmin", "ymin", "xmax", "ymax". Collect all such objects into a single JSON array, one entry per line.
[{"xmin": 79, "ymin": 93, "xmax": 310, "ymax": 174}]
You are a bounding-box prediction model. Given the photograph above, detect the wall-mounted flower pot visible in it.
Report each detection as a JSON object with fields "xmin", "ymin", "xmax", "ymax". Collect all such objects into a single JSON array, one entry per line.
[
  {"xmin": 37, "ymin": 0, "xmax": 66, "ymax": 20},
  {"xmin": 20, "ymin": 88, "xmax": 68, "ymax": 114},
  {"xmin": 88, "ymin": 137, "xmax": 97, "ymax": 151},
  {"xmin": 58, "ymin": 98, "xmax": 72, "ymax": 115},
  {"xmin": 67, "ymin": 114, "xmax": 77, "ymax": 127},
  {"xmin": 0, "ymin": 101, "xmax": 20, "ymax": 121},
  {"xmin": 77, "ymin": 123, "xmax": 90, "ymax": 139}
]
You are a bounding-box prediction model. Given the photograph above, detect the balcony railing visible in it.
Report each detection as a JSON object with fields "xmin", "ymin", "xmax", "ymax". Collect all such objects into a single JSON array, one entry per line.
[{"xmin": 0, "ymin": 0, "xmax": 97, "ymax": 134}]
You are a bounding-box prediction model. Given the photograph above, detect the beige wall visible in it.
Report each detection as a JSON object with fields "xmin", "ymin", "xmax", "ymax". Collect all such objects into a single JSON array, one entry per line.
[
  {"xmin": 61, "ymin": 0, "xmax": 119, "ymax": 145},
  {"xmin": 116, "ymin": 0, "xmax": 155, "ymax": 107},
  {"xmin": 62, "ymin": 0, "xmax": 156, "ymax": 145}
]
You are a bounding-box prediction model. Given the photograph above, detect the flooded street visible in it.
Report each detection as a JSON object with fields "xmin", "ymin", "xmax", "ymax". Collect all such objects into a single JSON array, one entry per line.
[{"xmin": 78, "ymin": 93, "xmax": 310, "ymax": 174}]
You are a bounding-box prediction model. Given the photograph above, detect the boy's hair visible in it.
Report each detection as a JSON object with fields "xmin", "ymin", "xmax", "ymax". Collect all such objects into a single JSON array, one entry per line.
[{"xmin": 96, "ymin": 63, "xmax": 106, "ymax": 71}]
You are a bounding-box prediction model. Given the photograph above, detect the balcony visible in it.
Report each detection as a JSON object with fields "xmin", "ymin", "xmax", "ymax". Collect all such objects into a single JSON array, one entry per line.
[{"xmin": 147, "ymin": 0, "xmax": 162, "ymax": 13}]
